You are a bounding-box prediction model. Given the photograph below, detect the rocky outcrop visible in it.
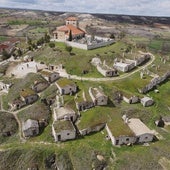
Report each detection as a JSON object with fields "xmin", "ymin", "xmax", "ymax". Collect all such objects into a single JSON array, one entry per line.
[{"xmin": 139, "ymin": 71, "xmax": 170, "ymax": 94}]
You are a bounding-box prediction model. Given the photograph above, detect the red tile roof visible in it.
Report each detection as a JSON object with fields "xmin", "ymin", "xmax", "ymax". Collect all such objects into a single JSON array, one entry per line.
[
  {"xmin": 57, "ymin": 25, "xmax": 85, "ymax": 36},
  {"xmin": 66, "ymin": 17, "xmax": 78, "ymax": 21},
  {"xmin": 0, "ymin": 44, "xmax": 9, "ymax": 53}
]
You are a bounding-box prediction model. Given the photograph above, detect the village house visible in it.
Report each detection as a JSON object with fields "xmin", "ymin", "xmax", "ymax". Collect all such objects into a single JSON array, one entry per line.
[
  {"xmin": 20, "ymin": 88, "xmax": 39, "ymax": 105},
  {"xmin": 9, "ymin": 99, "xmax": 26, "ymax": 111},
  {"xmin": 123, "ymin": 93, "xmax": 140, "ymax": 104},
  {"xmin": 53, "ymin": 17, "xmax": 85, "ymax": 41},
  {"xmin": 75, "ymin": 90, "xmax": 94, "ymax": 111},
  {"xmin": 96, "ymin": 64, "xmax": 118, "ymax": 77},
  {"xmin": 106, "ymin": 121, "xmax": 136, "ymax": 146},
  {"xmin": 53, "ymin": 106, "xmax": 77, "ymax": 122},
  {"xmin": 127, "ymin": 118, "xmax": 155, "ymax": 143},
  {"xmin": 75, "ymin": 100, "xmax": 94, "ymax": 111},
  {"xmin": 141, "ymin": 96, "xmax": 154, "ymax": 107},
  {"xmin": 106, "ymin": 115, "xmax": 156, "ymax": 146},
  {"xmin": 32, "ymin": 80, "xmax": 49, "ymax": 93},
  {"xmin": 113, "ymin": 61, "xmax": 135, "ymax": 72},
  {"xmin": 0, "ymin": 38, "xmax": 19, "ymax": 57},
  {"xmin": 52, "ymin": 120, "xmax": 76, "ymax": 142},
  {"xmin": 56, "ymin": 78, "xmax": 77, "ymax": 95},
  {"xmin": 89, "ymin": 87, "xmax": 108, "ymax": 106},
  {"xmin": 22, "ymin": 119, "xmax": 39, "ymax": 138},
  {"xmin": 40, "ymin": 69, "xmax": 60, "ymax": 83}
]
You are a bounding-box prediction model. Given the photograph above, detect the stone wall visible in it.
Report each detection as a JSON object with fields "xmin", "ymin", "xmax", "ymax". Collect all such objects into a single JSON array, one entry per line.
[
  {"xmin": 79, "ymin": 123, "xmax": 105, "ymax": 136},
  {"xmin": 139, "ymin": 71, "xmax": 170, "ymax": 94},
  {"xmin": 51, "ymin": 38, "xmax": 115, "ymax": 50}
]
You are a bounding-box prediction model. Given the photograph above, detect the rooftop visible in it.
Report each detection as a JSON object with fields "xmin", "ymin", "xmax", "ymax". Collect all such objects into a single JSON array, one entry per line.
[
  {"xmin": 127, "ymin": 118, "xmax": 154, "ymax": 136},
  {"xmin": 0, "ymin": 44, "xmax": 9, "ymax": 53},
  {"xmin": 20, "ymin": 88, "xmax": 37, "ymax": 98},
  {"xmin": 56, "ymin": 78, "xmax": 76, "ymax": 88},
  {"xmin": 114, "ymin": 62, "xmax": 129, "ymax": 67},
  {"xmin": 54, "ymin": 106, "xmax": 76, "ymax": 118},
  {"xmin": 66, "ymin": 16, "xmax": 78, "ymax": 21},
  {"xmin": 77, "ymin": 107, "xmax": 107, "ymax": 130},
  {"xmin": 40, "ymin": 69, "xmax": 58, "ymax": 77},
  {"xmin": 107, "ymin": 117, "xmax": 134, "ymax": 137},
  {"xmin": 141, "ymin": 96, "xmax": 153, "ymax": 102},
  {"xmin": 57, "ymin": 25, "xmax": 85, "ymax": 36},
  {"xmin": 53, "ymin": 120, "xmax": 75, "ymax": 133},
  {"xmin": 22, "ymin": 119, "xmax": 39, "ymax": 130},
  {"xmin": 91, "ymin": 87, "xmax": 107, "ymax": 98}
]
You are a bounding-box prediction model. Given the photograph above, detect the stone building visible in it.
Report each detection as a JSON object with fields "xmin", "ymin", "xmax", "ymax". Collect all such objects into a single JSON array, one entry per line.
[
  {"xmin": 22, "ymin": 119, "xmax": 39, "ymax": 138},
  {"xmin": 106, "ymin": 116, "xmax": 155, "ymax": 146},
  {"xmin": 127, "ymin": 118, "xmax": 155, "ymax": 143},
  {"xmin": 89, "ymin": 87, "xmax": 108, "ymax": 106},
  {"xmin": 20, "ymin": 88, "xmax": 39, "ymax": 105},
  {"xmin": 32, "ymin": 80, "xmax": 49, "ymax": 93},
  {"xmin": 52, "ymin": 120, "xmax": 76, "ymax": 142},
  {"xmin": 40, "ymin": 69, "xmax": 60, "ymax": 83},
  {"xmin": 53, "ymin": 106, "xmax": 77, "ymax": 122},
  {"xmin": 141, "ymin": 96, "xmax": 154, "ymax": 107},
  {"xmin": 56, "ymin": 78, "xmax": 77, "ymax": 95},
  {"xmin": 123, "ymin": 94, "xmax": 140, "ymax": 104},
  {"xmin": 53, "ymin": 17, "xmax": 85, "ymax": 41},
  {"xmin": 113, "ymin": 61, "xmax": 135, "ymax": 72},
  {"xmin": 96, "ymin": 64, "xmax": 118, "ymax": 77},
  {"xmin": 75, "ymin": 90, "xmax": 94, "ymax": 111}
]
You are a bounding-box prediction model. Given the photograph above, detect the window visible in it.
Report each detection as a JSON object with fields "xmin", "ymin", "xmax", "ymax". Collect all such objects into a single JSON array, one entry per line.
[
  {"xmin": 67, "ymin": 133, "xmax": 70, "ymax": 136},
  {"xmin": 126, "ymin": 138, "xmax": 129, "ymax": 142}
]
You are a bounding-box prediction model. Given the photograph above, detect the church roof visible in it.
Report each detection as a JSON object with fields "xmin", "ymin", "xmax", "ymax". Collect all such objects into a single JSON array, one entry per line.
[{"xmin": 56, "ymin": 24, "xmax": 85, "ymax": 36}]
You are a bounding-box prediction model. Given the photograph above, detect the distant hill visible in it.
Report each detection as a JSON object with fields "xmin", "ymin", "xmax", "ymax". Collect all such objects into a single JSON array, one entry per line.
[{"xmin": 93, "ymin": 13, "xmax": 170, "ymax": 25}]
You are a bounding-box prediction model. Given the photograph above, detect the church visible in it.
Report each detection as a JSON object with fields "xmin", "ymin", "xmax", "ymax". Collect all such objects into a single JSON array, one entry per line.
[{"xmin": 53, "ymin": 17, "xmax": 85, "ymax": 41}]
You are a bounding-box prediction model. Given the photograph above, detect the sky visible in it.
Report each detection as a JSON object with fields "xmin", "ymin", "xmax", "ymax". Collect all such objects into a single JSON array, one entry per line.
[{"xmin": 0, "ymin": 0, "xmax": 170, "ymax": 17}]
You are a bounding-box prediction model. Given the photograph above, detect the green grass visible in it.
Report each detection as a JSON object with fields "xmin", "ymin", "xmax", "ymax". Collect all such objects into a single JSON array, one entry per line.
[
  {"xmin": 149, "ymin": 39, "xmax": 164, "ymax": 51},
  {"xmin": 8, "ymin": 19, "xmax": 45, "ymax": 26},
  {"xmin": 0, "ymin": 36, "xmax": 7, "ymax": 42},
  {"xmin": 40, "ymin": 84, "xmax": 58, "ymax": 99},
  {"xmin": 17, "ymin": 101, "xmax": 50, "ymax": 122},
  {"xmin": 33, "ymin": 41, "xmax": 128, "ymax": 77},
  {"xmin": 112, "ymin": 72, "xmax": 152, "ymax": 94},
  {"xmin": 77, "ymin": 106, "xmax": 111, "ymax": 130},
  {"xmin": 29, "ymin": 27, "xmax": 48, "ymax": 34}
]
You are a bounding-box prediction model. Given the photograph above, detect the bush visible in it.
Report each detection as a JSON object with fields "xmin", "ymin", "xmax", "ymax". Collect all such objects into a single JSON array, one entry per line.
[
  {"xmin": 49, "ymin": 42, "xmax": 55, "ymax": 48},
  {"xmin": 65, "ymin": 45, "xmax": 72, "ymax": 53}
]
